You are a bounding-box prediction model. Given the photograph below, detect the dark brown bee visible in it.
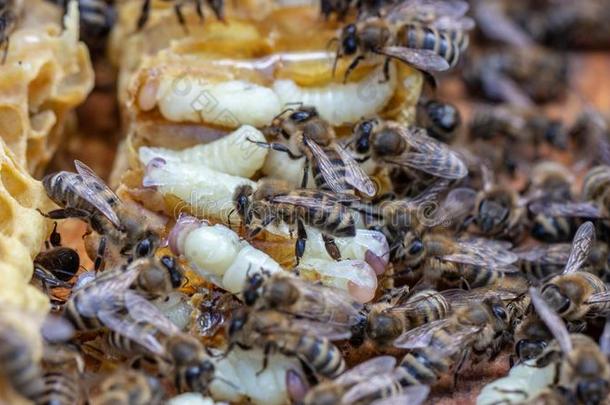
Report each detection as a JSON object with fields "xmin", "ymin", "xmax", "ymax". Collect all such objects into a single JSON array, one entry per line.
[
  {"xmin": 233, "ymin": 179, "xmax": 358, "ymax": 262},
  {"xmin": 416, "ymin": 98, "xmax": 461, "ymax": 143},
  {"xmin": 0, "ymin": 0, "xmax": 16, "ymax": 63},
  {"xmin": 255, "ymin": 106, "xmax": 376, "ymax": 197},
  {"xmin": 43, "ymin": 161, "xmax": 161, "ymax": 269},
  {"xmin": 228, "ymin": 308, "xmax": 348, "ymax": 378},
  {"xmin": 463, "ymin": 47, "xmax": 568, "ymax": 105},
  {"xmin": 137, "ymin": 0, "xmax": 224, "ymax": 31},
  {"xmin": 335, "ymin": 0, "xmax": 473, "ymax": 81}
]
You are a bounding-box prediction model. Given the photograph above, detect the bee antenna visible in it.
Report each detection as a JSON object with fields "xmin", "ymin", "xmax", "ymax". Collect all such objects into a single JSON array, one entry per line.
[
  {"xmin": 325, "ymin": 37, "xmax": 339, "ymax": 53},
  {"xmin": 213, "ymin": 376, "xmax": 239, "ymax": 390}
]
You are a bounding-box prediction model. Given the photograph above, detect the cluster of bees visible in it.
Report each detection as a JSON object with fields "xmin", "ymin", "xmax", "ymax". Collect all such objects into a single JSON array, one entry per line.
[{"xmin": 2, "ymin": 0, "xmax": 610, "ymax": 404}]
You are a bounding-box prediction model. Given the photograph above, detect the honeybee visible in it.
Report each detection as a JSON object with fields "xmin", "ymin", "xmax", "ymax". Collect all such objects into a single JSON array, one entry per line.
[
  {"xmin": 255, "ymin": 106, "xmax": 376, "ymax": 197},
  {"xmin": 52, "ymin": 0, "xmax": 115, "ymax": 53},
  {"xmin": 133, "ymin": 255, "xmax": 185, "ymax": 299},
  {"xmin": 242, "ymin": 272, "xmax": 363, "ymax": 327},
  {"xmin": 233, "ymin": 179, "xmax": 358, "ymax": 262},
  {"xmin": 91, "ymin": 369, "xmax": 163, "ymax": 405},
  {"xmin": 303, "ymin": 356, "xmax": 430, "ymax": 405},
  {"xmin": 227, "ymin": 308, "xmax": 348, "ymax": 378},
  {"xmin": 320, "ymin": 0, "xmax": 397, "ymax": 20},
  {"xmin": 527, "ymin": 287, "xmax": 610, "ymax": 405},
  {"xmin": 334, "ymin": 0, "xmax": 473, "ymax": 81},
  {"xmin": 137, "ymin": 0, "xmax": 224, "ymax": 31},
  {"xmin": 570, "ymin": 107, "xmax": 610, "ymax": 167},
  {"xmin": 469, "ymin": 105, "xmax": 568, "ymax": 151},
  {"xmin": 363, "ymin": 288, "xmax": 451, "ymax": 348},
  {"xmin": 396, "ymin": 231, "xmax": 524, "ymax": 291},
  {"xmin": 43, "ymin": 161, "xmax": 162, "ymax": 269},
  {"xmin": 62, "ymin": 259, "xmax": 181, "ymax": 356},
  {"xmin": 463, "ymin": 47, "xmax": 568, "ymax": 105},
  {"xmin": 38, "ymin": 345, "xmax": 84, "ymax": 405},
  {"xmin": 538, "ymin": 222, "xmax": 610, "ymax": 321},
  {"xmin": 0, "ymin": 0, "xmax": 16, "ymax": 63},
  {"xmin": 582, "ymin": 165, "xmax": 610, "ymax": 223},
  {"xmin": 349, "ymin": 119, "xmax": 468, "ymax": 187},
  {"xmin": 416, "ymin": 97, "xmax": 461, "ymax": 144},
  {"xmin": 0, "ymin": 326, "xmax": 44, "ymax": 403},
  {"xmin": 346, "ymin": 294, "xmax": 512, "ymax": 403}
]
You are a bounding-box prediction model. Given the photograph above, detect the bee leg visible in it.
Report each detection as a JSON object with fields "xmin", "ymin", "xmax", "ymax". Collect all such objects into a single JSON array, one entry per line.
[
  {"xmin": 249, "ymin": 140, "xmax": 303, "ymax": 160},
  {"xmin": 208, "ymin": 0, "xmax": 224, "ymax": 21},
  {"xmin": 322, "ymin": 234, "xmax": 341, "ymax": 260},
  {"xmin": 194, "ymin": 0, "xmax": 205, "ymax": 22},
  {"xmin": 49, "ymin": 222, "xmax": 62, "ymax": 247},
  {"xmin": 93, "ymin": 236, "xmax": 107, "ymax": 271},
  {"xmin": 136, "ymin": 0, "xmax": 151, "ymax": 30},
  {"xmin": 174, "ymin": 1, "xmax": 190, "ymax": 34},
  {"xmin": 452, "ymin": 348, "xmax": 470, "ymax": 389},
  {"xmin": 257, "ymin": 343, "xmax": 274, "ymax": 376},
  {"xmin": 1, "ymin": 37, "xmax": 9, "ymax": 65},
  {"xmin": 343, "ymin": 55, "xmax": 365, "ymax": 84},
  {"xmin": 379, "ymin": 57, "xmax": 391, "ymax": 84},
  {"xmin": 301, "ymin": 157, "xmax": 310, "ymax": 188},
  {"xmin": 40, "ymin": 208, "xmax": 91, "ymax": 220},
  {"xmin": 295, "ymin": 219, "xmax": 307, "ymax": 265}
]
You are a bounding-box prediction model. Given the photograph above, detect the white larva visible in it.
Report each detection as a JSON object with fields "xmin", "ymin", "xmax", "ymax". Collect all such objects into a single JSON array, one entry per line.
[
  {"xmin": 155, "ymin": 77, "xmax": 282, "ymax": 128},
  {"xmin": 152, "ymin": 292, "xmax": 193, "ymax": 331},
  {"xmin": 168, "ymin": 393, "xmax": 225, "ymax": 405},
  {"xmin": 476, "ymin": 360, "xmax": 556, "ymax": 405},
  {"xmin": 142, "ymin": 158, "xmax": 254, "ymax": 221},
  {"xmin": 261, "ymin": 148, "xmax": 313, "ymax": 188},
  {"xmin": 209, "ymin": 347, "xmax": 304, "ymax": 405},
  {"xmin": 272, "ymin": 64, "xmax": 397, "ymax": 126},
  {"xmin": 169, "ymin": 216, "xmax": 282, "ymax": 293},
  {"xmin": 139, "ymin": 125, "xmax": 268, "ymax": 178},
  {"xmin": 298, "ymin": 258, "xmax": 378, "ymax": 303}
]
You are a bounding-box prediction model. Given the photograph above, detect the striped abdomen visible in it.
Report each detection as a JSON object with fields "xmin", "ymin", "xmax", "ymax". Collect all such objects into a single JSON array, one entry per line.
[
  {"xmin": 311, "ymin": 148, "xmax": 351, "ymax": 193},
  {"xmin": 398, "ymin": 23, "xmax": 463, "ymax": 68},
  {"xmin": 284, "ymin": 198, "xmax": 356, "ymax": 237},
  {"xmin": 36, "ymin": 371, "xmax": 79, "ymax": 405},
  {"xmin": 0, "ymin": 333, "xmax": 44, "ymax": 401},
  {"xmin": 404, "ymin": 290, "xmax": 450, "ymax": 329},
  {"xmin": 62, "ymin": 290, "xmax": 104, "ymax": 331},
  {"xmin": 275, "ymin": 333, "xmax": 346, "ymax": 378}
]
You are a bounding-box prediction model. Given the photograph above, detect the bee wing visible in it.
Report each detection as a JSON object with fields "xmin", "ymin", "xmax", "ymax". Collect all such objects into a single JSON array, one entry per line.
[
  {"xmin": 528, "ymin": 201, "xmax": 604, "ymax": 219},
  {"xmin": 270, "ymin": 194, "xmax": 329, "ymax": 209},
  {"xmin": 371, "ymin": 385, "xmax": 431, "ymax": 405},
  {"xmin": 386, "ymin": 0, "xmax": 469, "ymax": 22},
  {"xmin": 74, "ymin": 265, "xmax": 142, "ymax": 317},
  {"xmin": 385, "ymin": 126, "xmax": 468, "ymax": 179},
  {"xmin": 514, "ymin": 244, "xmax": 571, "ymax": 265},
  {"xmin": 98, "ymin": 307, "xmax": 166, "ymax": 356},
  {"xmin": 600, "ymin": 318, "xmax": 610, "ymax": 356},
  {"xmin": 393, "ymin": 318, "xmax": 449, "ymax": 349},
  {"xmin": 432, "ymin": 15, "xmax": 475, "ymax": 31},
  {"xmin": 442, "ymin": 237, "xmax": 518, "ymax": 268},
  {"xmin": 378, "ymin": 46, "xmax": 450, "ymax": 72},
  {"xmin": 73, "ymin": 160, "xmax": 122, "ymax": 227},
  {"xmin": 529, "ymin": 287, "xmax": 573, "ymax": 353},
  {"xmin": 563, "ymin": 221, "xmax": 595, "ymax": 274},
  {"xmin": 276, "ymin": 276, "xmax": 364, "ymax": 326},
  {"xmin": 335, "ymin": 356, "xmax": 397, "ymax": 385},
  {"xmin": 124, "ymin": 291, "xmax": 181, "ymax": 336},
  {"xmin": 304, "ymin": 137, "xmax": 352, "ymax": 194},
  {"xmin": 440, "ymin": 288, "xmax": 518, "ymax": 308},
  {"xmin": 433, "ymin": 187, "xmax": 477, "ymax": 226},
  {"xmin": 258, "ymin": 314, "xmax": 352, "ymax": 340},
  {"xmin": 479, "ymin": 69, "xmax": 534, "ymax": 108},
  {"xmin": 473, "ymin": 1, "xmax": 535, "ymax": 47},
  {"xmin": 585, "ymin": 291, "xmax": 610, "ymax": 307},
  {"xmin": 333, "ymin": 144, "xmax": 377, "ymax": 197}
]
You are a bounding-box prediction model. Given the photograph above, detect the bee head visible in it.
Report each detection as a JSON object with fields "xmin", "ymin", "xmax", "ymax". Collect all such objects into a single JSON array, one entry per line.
[
  {"xmin": 134, "ymin": 233, "xmax": 159, "ymax": 258},
  {"xmin": 243, "ymin": 272, "xmax": 265, "ymax": 306},
  {"xmin": 425, "ymin": 100, "xmax": 461, "ymax": 137},
  {"xmin": 476, "ymin": 198, "xmax": 509, "ymax": 234},
  {"xmin": 366, "ymin": 312, "xmax": 402, "ymax": 345},
  {"xmin": 289, "ymin": 106, "xmax": 318, "ymax": 123},
  {"xmin": 161, "ymin": 255, "xmax": 184, "ymax": 288},
  {"xmin": 228, "ymin": 308, "xmax": 249, "ymax": 336},
  {"xmin": 515, "ymin": 339, "xmax": 547, "ymax": 362},
  {"xmin": 576, "ymin": 378, "xmax": 609, "ymax": 405},
  {"xmin": 233, "ymin": 185, "xmax": 254, "ymax": 219},
  {"xmin": 340, "ymin": 24, "xmax": 359, "ymax": 55},
  {"xmin": 353, "ymin": 119, "xmax": 377, "ymax": 154},
  {"xmin": 401, "ymin": 232, "xmax": 426, "ymax": 266}
]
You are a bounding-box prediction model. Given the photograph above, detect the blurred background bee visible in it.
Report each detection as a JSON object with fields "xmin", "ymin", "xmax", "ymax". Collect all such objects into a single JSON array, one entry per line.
[
  {"xmin": 90, "ymin": 369, "xmax": 164, "ymax": 405},
  {"xmin": 0, "ymin": 0, "xmax": 17, "ymax": 63},
  {"xmin": 415, "ymin": 97, "xmax": 462, "ymax": 144}
]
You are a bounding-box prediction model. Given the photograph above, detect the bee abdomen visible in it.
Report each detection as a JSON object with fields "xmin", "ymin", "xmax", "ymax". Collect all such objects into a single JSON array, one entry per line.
[
  {"xmin": 36, "ymin": 371, "xmax": 79, "ymax": 405},
  {"xmin": 294, "ymin": 335, "xmax": 345, "ymax": 378},
  {"xmin": 407, "ymin": 290, "xmax": 451, "ymax": 326},
  {"xmin": 400, "ymin": 24, "xmax": 461, "ymax": 68},
  {"xmin": 397, "ymin": 351, "xmax": 442, "ymax": 386},
  {"xmin": 0, "ymin": 336, "xmax": 44, "ymax": 400}
]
